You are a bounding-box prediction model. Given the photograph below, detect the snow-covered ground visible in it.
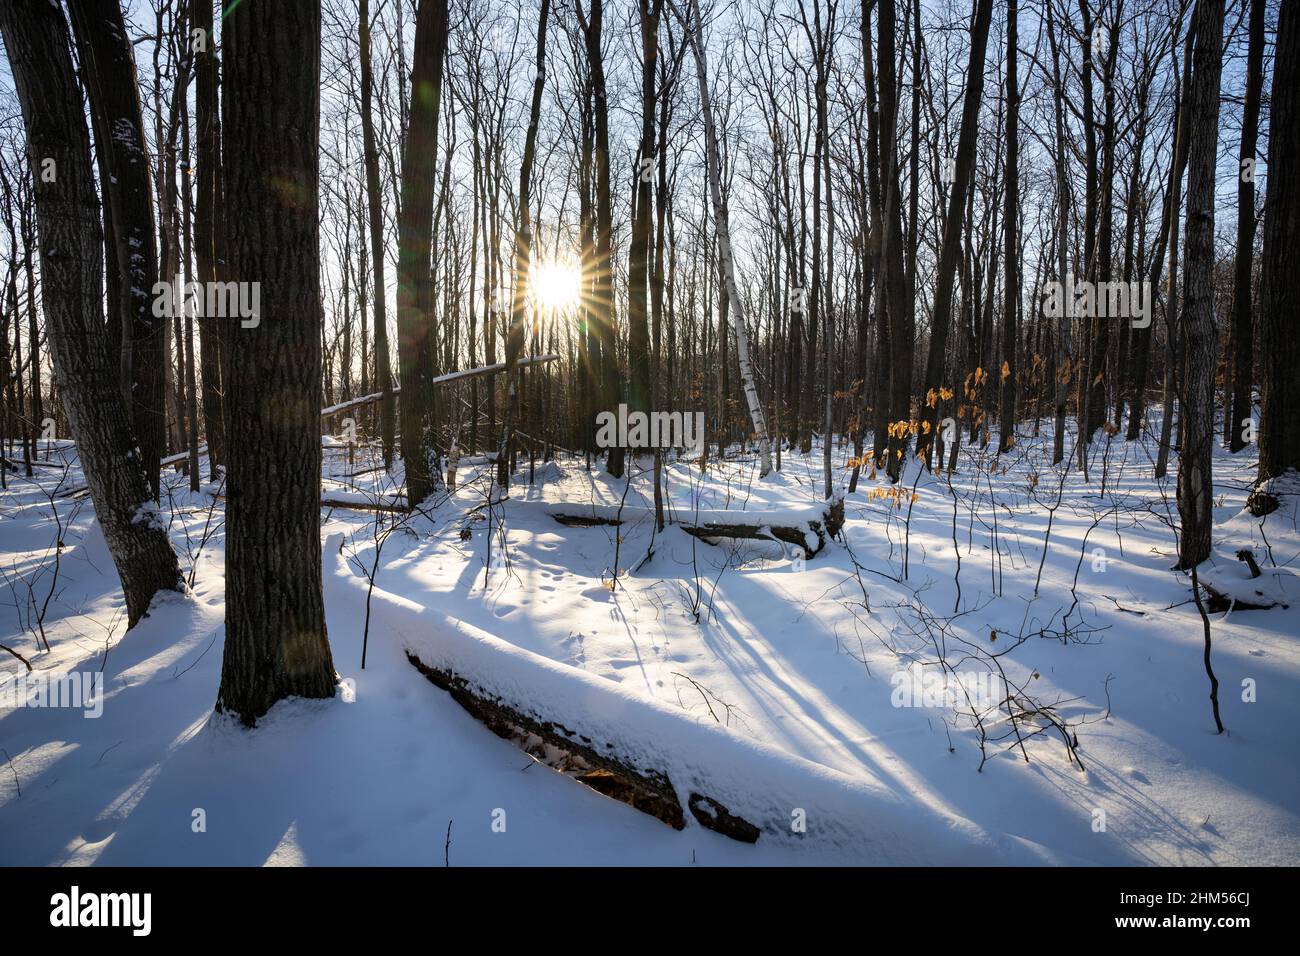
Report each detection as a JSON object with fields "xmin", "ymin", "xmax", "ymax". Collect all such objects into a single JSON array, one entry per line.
[{"xmin": 2, "ymin": 417, "xmax": 1298, "ymax": 865}]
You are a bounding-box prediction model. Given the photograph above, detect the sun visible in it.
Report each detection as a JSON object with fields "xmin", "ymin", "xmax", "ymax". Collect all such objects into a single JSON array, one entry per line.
[{"xmin": 530, "ymin": 259, "xmax": 581, "ymax": 312}]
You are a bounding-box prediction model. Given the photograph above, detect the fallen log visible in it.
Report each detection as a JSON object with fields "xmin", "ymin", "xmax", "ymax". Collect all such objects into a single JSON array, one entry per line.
[
  {"xmin": 1196, "ymin": 552, "xmax": 1293, "ymax": 612},
  {"xmin": 320, "ymin": 496, "xmax": 407, "ymax": 513},
  {"xmin": 405, "ymin": 651, "xmax": 761, "ymax": 840},
  {"xmin": 549, "ymin": 495, "xmax": 844, "ymax": 559},
  {"xmin": 1198, "ymin": 577, "xmax": 1284, "ymax": 612},
  {"xmin": 406, "ymin": 651, "xmax": 684, "ymax": 829}
]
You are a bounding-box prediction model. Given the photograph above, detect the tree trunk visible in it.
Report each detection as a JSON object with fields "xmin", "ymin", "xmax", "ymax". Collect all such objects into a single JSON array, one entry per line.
[
  {"xmin": 0, "ymin": 0, "xmax": 182, "ymax": 628},
  {"xmin": 1175, "ymin": 0, "xmax": 1224, "ymax": 569},
  {"xmin": 997, "ymin": 0, "xmax": 1019, "ymax": 454},
  {"xmin": 1254, "ymin": 0, "xmax": 1300, "ymax": 493},
  {"xmin": 579, "ymin": 0, "xmax": 624, "ymax": 478},
  {"xmin": 917, "ymin": 0, "xmax": 994, "ymax": 466},
  {"xmin": 192, "ymin": 0, "xmax": 225, "ymax": 480},
  {"xmin": 1227, "ymin": 0, "xmax": 1265, "ymax": 452},
  {"xmin": 679, "ymin": 0, "xmax": 772, "ymax": 476},
  {"xmin": 360, "ymin": 0, "xmax": 395, "ymax": 469},
  {"xmin": 396, "ymin": 0, "xmax": 451, "ymax": 507},
  {"xmin": 215, "ymin": 0, "xmax": 336, "ymax": 723},
  {"xmin": 66, "ymin": 0, "xmax": 168, "ymax": 499},
  {"xmin": 627, "ymin": 0, "xmax": 662, "ymax": 423},
  {"xmin": 499, "ymin": 0, "xmax": 552, "ymax": 489}
]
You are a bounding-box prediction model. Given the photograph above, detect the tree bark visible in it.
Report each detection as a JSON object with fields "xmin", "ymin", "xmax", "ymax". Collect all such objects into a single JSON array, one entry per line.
[
  {"xmin": 1175, "ymin": 0, "xmax": 1224, "ymax": 569},
  {"xmin": 215, "ymin": 0, "xmax": 336, "ymax": 723},
  {"xmin": 66, "ymin": 0, "xmax": 168, "ymax": 499},
  {"xmin": 1227, "ymin": 0, "xmax": 1265, "ymax": 452},
  {"xmin": 1254, "ymin": 0, "xmax": 1300, "ymax": 492},
  {"xmin": 997, "ymin": 0, "xmax": 1019, "ymax": 454},
  {"xmin": 678, "ymin": 0, "xmax": 772, "ymax": 476},
  {"xmin": 359, "ymin": 0, "xmax": 395, "ymax": 470},
  {"xmin": 917, "ymin": 0, "xmax": 994, "ymax": 466},
  {"xmin": 396, "ymin": 0, "xmax": 451, "ymax": 507},
  {"xmin": 0, "ymin": 0, "xmax": 182, "ymax": 628}
]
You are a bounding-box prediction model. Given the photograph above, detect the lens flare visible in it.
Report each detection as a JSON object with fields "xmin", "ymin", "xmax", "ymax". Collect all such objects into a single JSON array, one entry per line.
[{"xmin": 530, "ymin": 259, "xmax": 580, "ymax": 311}]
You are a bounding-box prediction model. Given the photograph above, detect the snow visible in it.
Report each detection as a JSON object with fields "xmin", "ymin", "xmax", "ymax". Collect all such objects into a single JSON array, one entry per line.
[{"xmin": 2, "ymin": 418, "xmax": 1299, "ymax": 865}]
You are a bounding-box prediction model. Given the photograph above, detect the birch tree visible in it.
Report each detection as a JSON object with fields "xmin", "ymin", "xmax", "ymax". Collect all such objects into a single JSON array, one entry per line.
[{"xmin": 675, "ymin": 0, "xmax": 773, "ymax": 477}]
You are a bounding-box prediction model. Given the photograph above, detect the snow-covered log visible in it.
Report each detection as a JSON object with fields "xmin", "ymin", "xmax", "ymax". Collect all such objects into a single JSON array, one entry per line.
[
  {"xmin": 320, "ymin": 354, "xmax": 561, "ymax": 419},
  {"xmin": 546, "ymin": 494, "xmax": 844, "ymax": 558}
]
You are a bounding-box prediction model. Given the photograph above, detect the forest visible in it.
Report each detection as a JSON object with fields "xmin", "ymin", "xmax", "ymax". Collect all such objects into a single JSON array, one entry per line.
[{"xmin": 0, "ymin": 0, "xmax": 1297, "ymax": 872}]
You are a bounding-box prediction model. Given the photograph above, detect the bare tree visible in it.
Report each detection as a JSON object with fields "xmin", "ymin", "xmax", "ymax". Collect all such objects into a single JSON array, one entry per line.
[
  {"xmin": 215, "ymin": 0, "xmax": 336, "ymax": 723},
  {"xmin": 1253, "ymin": 0, "xmax": 1300, "ymax": 503},
  {"xmin": 577, "ymin": 0, "xmax": 625, "ymax": 479},
  {"xmin": 66, "ymin": 0, "xmax": 169, "ymax": 499},
  {"xmin": 1175, "ymin": 0, "xmax": 1223, "ymax": 569},
  {"xmin": 997, "ymin": 0, "xmax": 1019, "ymax": 454},
  {"xmin": 1226, "ymin": 0, "xmax": 1263, "ymax": 453},
  {"xmin": 0, "ymin": 0, "xmax": 182, "ymax": 628},
  {"xmin": 396, "ymin": 0, "xmax": 451, "ymax": 507},
  {"xmin": 192, "ymin": 0, "xmax": 224, "ymax": 479},
  {"xmin": 360, "ymin": 0, "xmax": 395, "ymax": 470},
  {"xmin": 917, "ymin": 0, "xmax": 994, "ymax": 467},
  {"xmin": 675, "ymin": 0, "xmax": 773, "ymax": 477},
  {"xmin": 500, "ymin": 0, "xmax": 552, "ymax": 489}
]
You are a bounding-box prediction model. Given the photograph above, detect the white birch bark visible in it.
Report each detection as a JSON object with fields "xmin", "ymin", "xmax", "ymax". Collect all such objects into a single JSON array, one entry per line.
[{"xmin": 676, "ymin": 0, "xmax": 773, "ymax": 477}]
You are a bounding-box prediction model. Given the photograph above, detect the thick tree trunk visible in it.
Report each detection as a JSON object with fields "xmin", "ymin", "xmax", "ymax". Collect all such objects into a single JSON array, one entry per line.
[
  {"xmin": 215, "ymin": 0, "xmax": 336, "ymax": 723},
  {"xmin": 1254, "ymin": 0, "xmax": 1300, "ymax": 493},
  {"xmin": 66, "ymin": 0, "xmax": 167, "ymax": 499},
  {"xmin": 396, "ymin": 0, "xmax": 451, "ymax": 507},
  {"xmin": 1175, "ymin": 0, "xmax": 1224, "ymax": 569},
  {"xmin": 0, "ymin": 0, "xmax": 182, "ymax": 628}
]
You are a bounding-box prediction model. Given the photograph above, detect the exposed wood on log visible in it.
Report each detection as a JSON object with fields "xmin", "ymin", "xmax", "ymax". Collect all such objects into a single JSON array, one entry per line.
[
  {"xmin": 407, "ymin": 650, "xmax": 684, "ymax": 828},
  {"xmin": 688, "ymin": 793, "xmax": 761, "ymax": 843},
  {"xmin": 406, "ymin": 650, "xmax": 763, "ymax": 842}
]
